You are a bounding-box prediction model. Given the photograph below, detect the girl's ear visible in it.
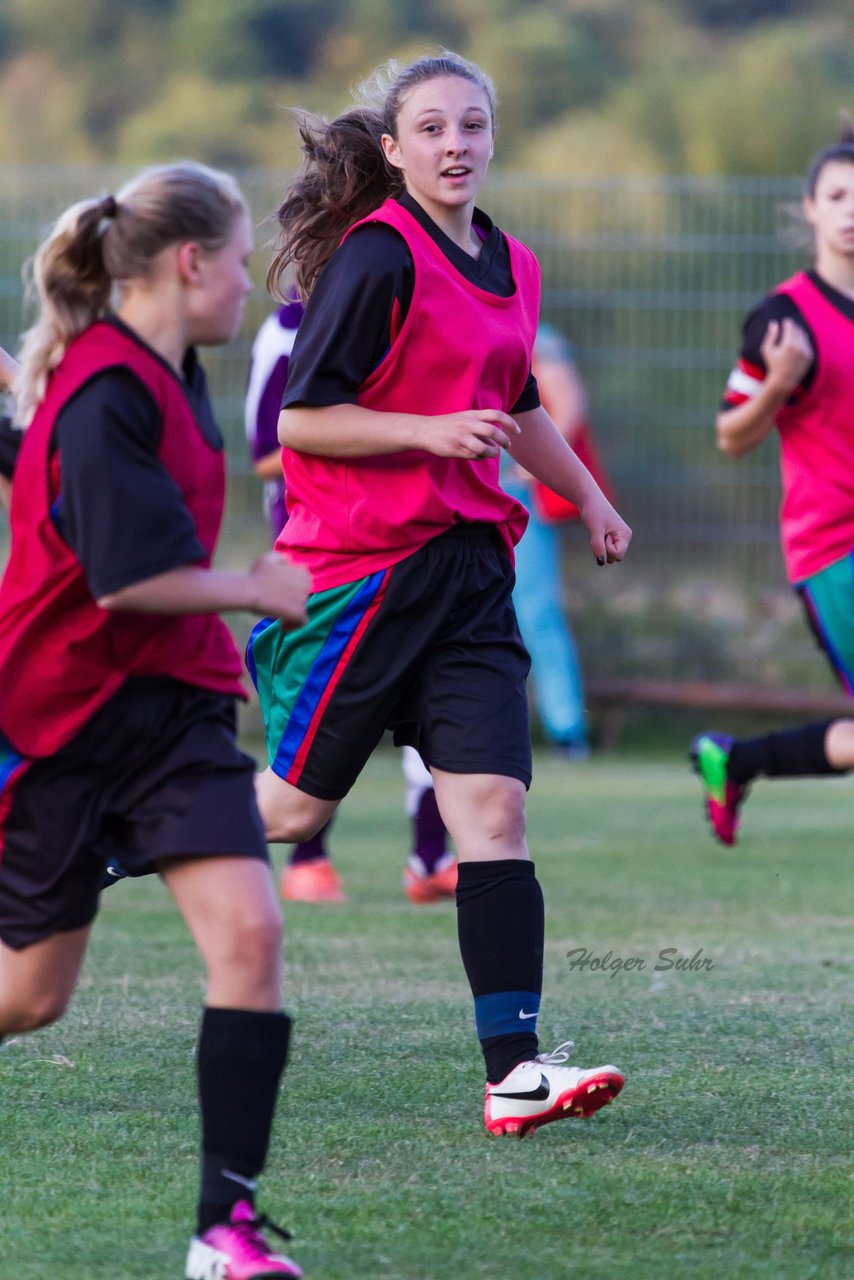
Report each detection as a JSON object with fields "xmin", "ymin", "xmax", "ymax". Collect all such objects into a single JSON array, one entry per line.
[
  {"xmin": 802, "ymin": 194, "xmax": 816, "ymax": 231},
  {"xmin": 176, "ymin": 241, "xmax": 202, "ymax": 285},
  {"xmin": 381, "ymin": 133, "xmax": 403, "ymax": 171}
]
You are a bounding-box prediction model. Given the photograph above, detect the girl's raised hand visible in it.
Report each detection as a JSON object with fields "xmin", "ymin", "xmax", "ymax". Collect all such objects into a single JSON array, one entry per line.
[
  {"xmin": 426, "ymin": 408, "xmax": 521, "ymax": 459},
  {"xmin": 760, "ymin": 318, "xmax": 813, "ymax": 394}
]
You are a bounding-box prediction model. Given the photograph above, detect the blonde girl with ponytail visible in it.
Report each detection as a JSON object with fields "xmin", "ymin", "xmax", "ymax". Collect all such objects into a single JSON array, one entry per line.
[{"xmin": 0, "ymin": 161, "xmax": 309, "ymax": 1279}]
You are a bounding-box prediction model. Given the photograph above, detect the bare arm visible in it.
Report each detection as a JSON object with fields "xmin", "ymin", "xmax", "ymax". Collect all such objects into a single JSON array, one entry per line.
[
  {"xmin": 511, "ymin": 405, "xmax": 631, "ymax": 564},
  {"xmin": 716, "ymin": 318, "xmax": 813, "ymax": 459},
  {"xmin": 279, "ymin": 401, "xmax": 521, "ymax": 459},
  {"xmin": 97, "ymin": 552, "xmax": 310, "ymax": 628}
]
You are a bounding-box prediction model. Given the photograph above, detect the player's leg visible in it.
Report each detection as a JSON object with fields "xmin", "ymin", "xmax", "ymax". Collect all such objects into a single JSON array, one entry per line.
[
  {"xmin": 401, "ymin": 745, "xmax": 455, "ymax": 903},
  {"xmin": 429, "ymin": 769, "xmax": 539, "ymax": 1087},
  {"xmin": 257, "ymin": 757, "xmax": 348, "ymax": 901},
  {"xmin": 0, "ymin": 926, "xmax": 91, "ymax": 1033},
  {"xmin": 826, "ymin": 718, "xmax": 854, "ymax": 762},
  {"xmin": 692, "ymin": 719, "xmax": 852, "ymax": 847},
  {"xmin": 432, "ymin": 767, "xmax": 623, "ymax": 1137},
  {"xmin": 163, "ymin": 855, "xmax": 283, "ymax": 1007},
  {"xmin": 0, "ymin": 738, "xmax": 102, "ymax": 1035},
  {"xmin": 256, "ymin": 769, "xmax": 345, "ymax": 902},
  {"xmin": 692, "ymin": 557, "xmax": 854, "ymax": 847},
  {"xmin": 416, "ymin": 531, "xmax": 622, "ymax": 1138},
  {"xmin": 84, "ymin": 679, "xmax": 301, "ymax": 1277},
  {"xmin": 162, "ymin": 855, "xmax": 301, "ymax": 1278},
  {"xmin": 255, "ymin": 767, "xmax": 338, "ymax": 846}
]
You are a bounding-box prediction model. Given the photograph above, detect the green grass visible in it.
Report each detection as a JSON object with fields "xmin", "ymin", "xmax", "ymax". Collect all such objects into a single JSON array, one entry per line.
[{"xmin": 1, "ymin": 745, "xmax": 852, "ymax": 1279}]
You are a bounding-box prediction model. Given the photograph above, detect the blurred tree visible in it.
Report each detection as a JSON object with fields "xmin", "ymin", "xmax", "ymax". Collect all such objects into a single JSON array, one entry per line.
[
  {"xmin": 0, "ymin": 0, "xmax": 849, "ymax": 173},
  {"xmin": 477, "ymin": 6, "xmax": 619, "ymax": 153},
  {"xmin": 2, "ymin": 0, "xmax": 122, "ymax": 60},
  {"xmin": 342, "ymin": 0, "xmax": 440, "ymax": 47},
  {"xmin": 677, "ymin": 0, "xmax": 816, "ymax": 27},
  {"xmin": 115, "ymin": 74, "xmax": 299, "ymax": 171},
  {"xmin": 677, "ymin": 18, "xmax": 854, "ymax": 174},
  {"xmin": 0, "ymin": 52, "xmax": 100, "ymax": 164},
  {"xmin": 168, "ymin": 0, "xmax": 335, "ymax": 80}
]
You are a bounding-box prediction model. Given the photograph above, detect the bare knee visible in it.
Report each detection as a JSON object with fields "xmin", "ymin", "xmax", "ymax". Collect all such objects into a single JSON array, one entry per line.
[
  {"xmin": 268, "ymin": 808, "xmax": 324, "ymax": 844},
  {"xmin": 0, "ymin": 990, "xmax": 71, "ymax": 1034},
  {"xmin": 256, "ymin": 769, "xmax": 334, "ymax": 843},
  {"xmin": 224, "ymin": 908, "xmax": 283, "ymax": 970},
  {"xmin": 204, "ymin": 909, "xmax": 283, "ymax": 1008},
  {"xmin": 0, "ymin": 929, "xmax": 88, "ymax": 1035},
  {"xmin": 481, "ymin": 782, "xmax": 527, "ymax": 846},
  {"xmin": 434, "ymin": 772, "xmax": 528, "ymax": 860}
]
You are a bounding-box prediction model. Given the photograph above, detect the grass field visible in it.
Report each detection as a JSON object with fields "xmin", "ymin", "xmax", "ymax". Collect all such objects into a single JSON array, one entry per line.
[{"xmin": 1, "ymin": 743, "xmax": 851, "ymax": 1280}]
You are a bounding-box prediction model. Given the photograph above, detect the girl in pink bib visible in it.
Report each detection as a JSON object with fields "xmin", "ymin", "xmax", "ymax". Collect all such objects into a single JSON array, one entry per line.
[
  {"xmin": 249, "ymin": 51, "xmax": 631, "ymax": 1141},
  {"xmin": 692, "ymin": 120, "xmax": 854, "ymax": 847}
]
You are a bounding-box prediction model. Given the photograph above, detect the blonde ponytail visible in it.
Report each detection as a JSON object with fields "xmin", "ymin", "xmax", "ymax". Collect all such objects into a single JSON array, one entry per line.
[{"xmin": 16, "ymin": 195, "xmax": 116, "ymax": 426}]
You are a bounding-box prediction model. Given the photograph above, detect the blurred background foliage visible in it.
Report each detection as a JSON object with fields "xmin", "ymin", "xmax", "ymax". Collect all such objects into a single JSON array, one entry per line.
[{"xmin": 0, "ymin": 0, "xmax": 850, "ymax": 175}]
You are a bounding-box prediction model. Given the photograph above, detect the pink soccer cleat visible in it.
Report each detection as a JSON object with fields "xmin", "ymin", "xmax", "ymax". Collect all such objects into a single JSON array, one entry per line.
[{"xmin": 185, "ymin": 1200, "xmax": 302, "ymax": 1279}]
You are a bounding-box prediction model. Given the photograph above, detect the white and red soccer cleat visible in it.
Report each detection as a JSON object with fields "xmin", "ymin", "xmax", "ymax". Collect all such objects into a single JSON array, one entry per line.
[{"xmin": 484, "ymin": 1041, "xmax": 624, "ymax": 1137}]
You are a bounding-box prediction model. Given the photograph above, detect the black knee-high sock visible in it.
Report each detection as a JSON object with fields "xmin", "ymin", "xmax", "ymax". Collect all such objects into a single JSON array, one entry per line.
[
  {"xmin": 196, "ymin": 1007, "xmax": 291, "ymax": 1234},
  {"xmin": 456, "ymin": 860, "xmax": 544, "ymax": 1084},
  {"xmin": 728, "ymin": 719, "xmax": 844, "ymax": 786}
]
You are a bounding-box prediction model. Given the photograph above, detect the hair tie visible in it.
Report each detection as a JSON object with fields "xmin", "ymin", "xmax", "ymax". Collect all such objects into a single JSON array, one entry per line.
[{"xmin": 101, "ymin": 195, "xmax": 119, "ymax": 220}]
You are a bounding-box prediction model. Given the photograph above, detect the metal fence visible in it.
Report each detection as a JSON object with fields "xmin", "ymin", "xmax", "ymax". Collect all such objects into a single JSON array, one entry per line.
[{"xmin": 1, "ymin": 164, "xmax": 831, "ymax": 696}]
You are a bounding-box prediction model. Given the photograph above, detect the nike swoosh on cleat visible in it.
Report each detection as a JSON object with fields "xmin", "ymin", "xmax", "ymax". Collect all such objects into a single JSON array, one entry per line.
[
  {"xmin": 490, "ymin": 1073, "xmax": 550, "ymax": 1101},
  {"xmin": 518, "ymin": 1009, "xmax": 538, "ymax": 1020}
]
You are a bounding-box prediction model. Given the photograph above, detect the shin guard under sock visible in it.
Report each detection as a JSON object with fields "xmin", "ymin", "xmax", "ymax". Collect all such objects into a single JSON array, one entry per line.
[
  {"xmin": 456, "ymin": 859, "xmax": 544, "ymax": 1084},
  {"xmin": 196, "ymin": 1006, "xmax": 291, "ymax": 1233}
]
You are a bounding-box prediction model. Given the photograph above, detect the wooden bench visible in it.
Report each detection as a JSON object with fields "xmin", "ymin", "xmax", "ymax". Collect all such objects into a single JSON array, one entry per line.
[{"xmin": 585, "ymin": 677, "xmax": 853, "ymax": 748}]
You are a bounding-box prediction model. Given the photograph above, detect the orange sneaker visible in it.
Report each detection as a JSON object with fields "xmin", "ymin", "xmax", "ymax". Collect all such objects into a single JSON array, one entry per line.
[
  {"xmin": 403, "ymin": 857, "xmax": 458, "ymax": 904},
  {"xmin": 281, "ymin": 857, "xmax": 347, "ymax": 904}
]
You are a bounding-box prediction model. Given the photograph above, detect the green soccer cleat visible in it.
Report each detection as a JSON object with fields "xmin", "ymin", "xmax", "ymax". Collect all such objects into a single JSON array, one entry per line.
[{"xmin": 690, "ymin": 732, "xmax": 747, "ymax": 846}]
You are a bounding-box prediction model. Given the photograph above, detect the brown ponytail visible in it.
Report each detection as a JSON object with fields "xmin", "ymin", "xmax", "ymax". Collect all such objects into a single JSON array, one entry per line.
[{"xmin": 267, "ymin": 107, "xmax": 400, "ymax": 302}]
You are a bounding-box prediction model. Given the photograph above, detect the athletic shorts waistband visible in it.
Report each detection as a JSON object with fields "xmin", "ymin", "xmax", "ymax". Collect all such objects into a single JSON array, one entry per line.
[{"xmin": 429, "ymin": 522, "xmax": 499, "ymax": 547}]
